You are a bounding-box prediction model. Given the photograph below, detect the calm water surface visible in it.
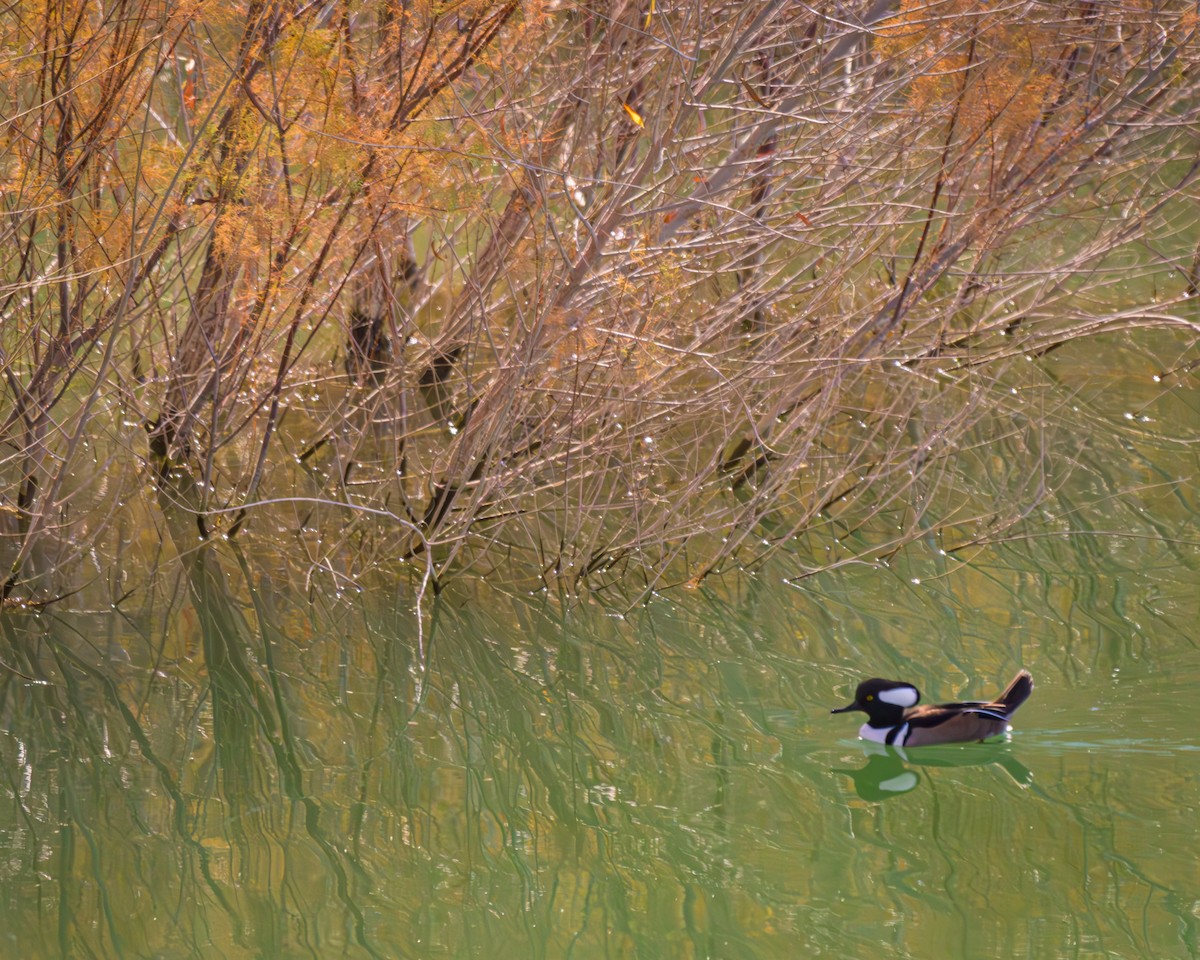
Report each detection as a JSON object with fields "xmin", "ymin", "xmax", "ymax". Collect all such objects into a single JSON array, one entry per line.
[{"xmin": 1, "ymin": 351, "xmax": 1197, "ymax": 958}]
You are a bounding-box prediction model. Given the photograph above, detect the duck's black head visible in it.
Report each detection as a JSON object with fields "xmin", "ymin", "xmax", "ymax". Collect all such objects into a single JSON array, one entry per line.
[{"xmin": 831, "ymin": 678, "xmax": 921, "ymax": 725}]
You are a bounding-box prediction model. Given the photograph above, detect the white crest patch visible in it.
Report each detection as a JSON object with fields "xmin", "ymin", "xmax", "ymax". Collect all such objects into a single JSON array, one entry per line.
[{"xmin": 878, "ymin": 685, "xmax": 919, "ymax": 707}]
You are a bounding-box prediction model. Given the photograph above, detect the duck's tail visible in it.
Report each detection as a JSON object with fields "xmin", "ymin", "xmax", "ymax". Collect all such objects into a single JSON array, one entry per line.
[{"xmin": 994, "ymin": 670, "xmax": 1034, "ymax": 716}]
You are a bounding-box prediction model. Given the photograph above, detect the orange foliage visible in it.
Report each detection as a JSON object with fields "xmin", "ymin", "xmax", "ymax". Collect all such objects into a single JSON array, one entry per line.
[{"xmin": 876, "ymin": 0, "xmax": 1062, "ymax": 153}]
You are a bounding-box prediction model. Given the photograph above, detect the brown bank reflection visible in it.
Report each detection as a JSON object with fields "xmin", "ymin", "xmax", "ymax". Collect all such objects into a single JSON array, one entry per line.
[{"xmin": 1, "ymin": 518, "xmax": 1198, "ymax": 958}]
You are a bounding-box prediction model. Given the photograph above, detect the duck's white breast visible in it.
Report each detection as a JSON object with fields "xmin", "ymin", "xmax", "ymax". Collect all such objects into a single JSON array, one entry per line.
[{"xmin": 859, "ymin": 722, "xmax": 909, "ymax": 745}]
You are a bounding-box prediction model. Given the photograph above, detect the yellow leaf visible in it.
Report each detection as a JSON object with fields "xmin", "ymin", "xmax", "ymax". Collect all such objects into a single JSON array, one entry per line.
[
  {"xmin": 622, "ymin": 102, "xmax": 644, "ymax": 128},
  {"xmin": 644, "ymin": 0, "xmax": 655, "ymax": 30}
]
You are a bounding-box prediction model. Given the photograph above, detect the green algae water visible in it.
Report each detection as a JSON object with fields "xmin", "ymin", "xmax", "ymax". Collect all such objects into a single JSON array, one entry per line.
[{"xmin": 1, "ymin": 346, "xmax": 1196, "ymax": 959}]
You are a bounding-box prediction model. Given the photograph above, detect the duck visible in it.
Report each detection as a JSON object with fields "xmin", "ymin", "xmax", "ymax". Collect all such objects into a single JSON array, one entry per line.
[{"xmin": 832, "ymin": 670, "xmax": 1033, "ymax": 746}]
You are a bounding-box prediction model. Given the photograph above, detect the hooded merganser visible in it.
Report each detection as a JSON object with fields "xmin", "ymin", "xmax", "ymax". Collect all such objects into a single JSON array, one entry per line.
[{"xmin": 832, "ymin": 670, "xmax": 1033, "ymax": 746}]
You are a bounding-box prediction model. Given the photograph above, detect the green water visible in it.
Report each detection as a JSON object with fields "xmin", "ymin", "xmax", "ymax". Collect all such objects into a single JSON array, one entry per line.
[{"xmin": 1, "ymin": 346, "xmax": 1197, "ymax": 959}]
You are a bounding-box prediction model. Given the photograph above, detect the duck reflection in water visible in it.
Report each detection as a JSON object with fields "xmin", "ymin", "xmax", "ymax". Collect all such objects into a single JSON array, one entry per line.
[{"xmin": 833, "ymin": 741, "xmax": 1033, "ymax": 802}]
